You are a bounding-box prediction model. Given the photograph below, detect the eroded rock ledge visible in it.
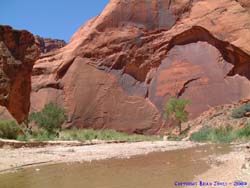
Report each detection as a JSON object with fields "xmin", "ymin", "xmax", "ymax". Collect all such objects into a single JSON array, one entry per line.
[{"xmin": 35, "ymin": 36, "xmax": 66, "ymax": 54}]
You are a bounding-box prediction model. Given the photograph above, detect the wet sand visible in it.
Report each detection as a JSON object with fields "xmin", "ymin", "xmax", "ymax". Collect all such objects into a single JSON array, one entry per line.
[
  {"xmin": 0, "ymin": 144, "xmax": 230, "ymax": 188},
  {"xmin": 195, "ymin": 143, "xmax": 250, "ymax": 188},
  {"xmin": 1, "ymin": 139, "xmax": 250, "ymax": 187},
  {"xmin": 0, "ymin": 140, "xmax": 199, "ymax": 173}
]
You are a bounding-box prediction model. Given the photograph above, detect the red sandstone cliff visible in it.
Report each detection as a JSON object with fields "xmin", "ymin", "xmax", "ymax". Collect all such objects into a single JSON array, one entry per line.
[
  {"xmin": 0, "ymin": 25, "xmax": 40, "ymax": 123},
  {"xmin": 31, "ymin": 0, "xmax": 250, "ymax": 134}
]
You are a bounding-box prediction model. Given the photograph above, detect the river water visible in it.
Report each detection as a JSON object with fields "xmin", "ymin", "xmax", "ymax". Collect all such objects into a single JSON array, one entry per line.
[{"xmin": 0, "ymin": 144, "xmax": 231, "ymax": 188}]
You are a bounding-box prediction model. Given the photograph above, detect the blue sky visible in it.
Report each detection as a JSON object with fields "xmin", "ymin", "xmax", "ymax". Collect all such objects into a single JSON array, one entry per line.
[{"xmin": 0, "ymin": 0, "xmax": 110, "ymax": 42}]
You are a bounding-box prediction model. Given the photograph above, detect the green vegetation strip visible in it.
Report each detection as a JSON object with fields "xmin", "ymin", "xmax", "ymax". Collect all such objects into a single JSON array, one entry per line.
[
  {"xmin": 58, "ymin": 129, "xmax": 161, "ymax": 142},
  {"xmin": 0, "ymin": 120, "xmax": 161, "ymax": 142},
  {"xmin": 232, "ymin": 103, "xmax": 250, "ymax": 119},
  {"xmin": 191, "ymin": 124, "xmax": 250, "ymax": 143},
  {"xmin": 1, "ymin": 102, "xmax": 250, "ymax": 143},
  {"xmin": 18, "ymin": 129, "xmax": 161, "ymax": 142}
]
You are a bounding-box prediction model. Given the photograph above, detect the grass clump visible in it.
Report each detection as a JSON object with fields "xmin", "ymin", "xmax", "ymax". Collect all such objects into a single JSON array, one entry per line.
[
  {"xmin": 232, "ymin": 103, "xmax": 250, "ymax": 118},
  {"xmin": 191, "ymin": 126, "xmax": 236, "ymax": 143},
  {"xmin": 236, "ymin": 124, "xmax": 250, "ymax": 140},
  {"xmin": 59, "ymin": 129, "xmax": 161, "ymax": 142},
  {"xmin": 191, "ymin": 124, "xmax": 250, "ymax": 143},
  {"xmin": 190, "ymin": 128, "xmax": 212, "ymax": 142},
  {"xmin": 32, "ymin": 131, "xmax": 57, "ymax": 141},
  {"xmin": 16, "ymin": 134, "xmax": 29, "ymax": 142},
  {"xmin": 17, "ymin": 130, "xmax": 60, "ymax": 142},
  {"xmin": 167, "ymin": 130, "xmax": 188, "ymax": 141},
  {"xmin": 0, "ymin": 120, "xmax": 20, "ymax": 139}
]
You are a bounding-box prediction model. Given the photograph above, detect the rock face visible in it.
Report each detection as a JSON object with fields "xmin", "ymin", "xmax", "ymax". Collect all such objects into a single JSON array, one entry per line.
[
  {"xmin": 149, "ymin": 41, "xmax": 250, "ymax": 119},
  {"xmin": 236, "ymin": 0, "xmax": 250, "ymax": 10},
  {"xmin": 31, "ymin": 0, "xmax": 250, "ymax": 134},
  {"xmin": 35, "ymin": 36, "xmax": 66, "ymax": 53},
  {"xmin": 0, "ymin": 25, "xmax": 39, "ymax": 123}
]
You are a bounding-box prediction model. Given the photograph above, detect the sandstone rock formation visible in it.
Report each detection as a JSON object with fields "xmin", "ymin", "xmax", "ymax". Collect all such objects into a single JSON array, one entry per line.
[
  {"xmin": 31, "ymin": 0, "xmax": 250, "ymax": 134},
  {"xmin": 236, "ymin": 0, "xmax": 250, "ymax": 10},
  {"xmin": 35, "ymin": 36, "xmax": 66, "ymax": 54},
  {"xmin": 0, "ymin": 25, "xmax": 39, "ymax": 123},
  {"xmin": 183, "ymin": 99, "xmax": 250, "ymax": 139}
]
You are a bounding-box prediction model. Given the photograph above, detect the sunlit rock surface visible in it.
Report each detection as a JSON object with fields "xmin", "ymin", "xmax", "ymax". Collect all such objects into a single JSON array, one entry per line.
[{"xmin": 31, "ymin": 0, "xmax": 250, "ymax": 134}]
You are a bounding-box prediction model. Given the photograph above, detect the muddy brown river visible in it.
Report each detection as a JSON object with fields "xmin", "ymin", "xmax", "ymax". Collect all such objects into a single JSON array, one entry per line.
[{"xmin": 0, "ymin": 144, "xmax": 231, "ymax": 188}]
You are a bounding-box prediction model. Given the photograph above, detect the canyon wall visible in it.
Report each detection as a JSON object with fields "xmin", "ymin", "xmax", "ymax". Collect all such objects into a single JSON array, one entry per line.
[
  {"xmin": 31, "ymin": 0, "xmax": 250, "ymax": 134},
  {"xmin": 0, "ymin": 25, "xmax": 40, "ymax": 123}
]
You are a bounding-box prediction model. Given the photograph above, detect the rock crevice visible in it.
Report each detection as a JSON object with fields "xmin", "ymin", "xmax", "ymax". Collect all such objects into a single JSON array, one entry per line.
[{"xmin": 177, "ymin": 77, "xmax": 201, "ymax": 98}]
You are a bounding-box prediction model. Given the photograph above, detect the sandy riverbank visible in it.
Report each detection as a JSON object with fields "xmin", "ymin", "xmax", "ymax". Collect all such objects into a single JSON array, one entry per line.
[
  {"xmin": 0, "ymin": 140, "xmax": 200, "ymax": 173},
  {"xmin": 195, "ymin": 143, "xmax": 250, "ymax": 188}
]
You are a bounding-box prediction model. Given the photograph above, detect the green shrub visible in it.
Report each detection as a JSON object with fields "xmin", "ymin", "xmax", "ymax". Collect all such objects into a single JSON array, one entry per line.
[
  {"xmin": 236, "ymin": 124, "xmax": 250, "ymax": 139},
  {"xmin": 232, "ymin": 104, "xmax": 250, "ymax": 119},
  {"xmin": 213, "ymin": 126, "xmax": 236, "ymax": 143},
  {"xmin": 0, "ymin": 120, "xmax": 20, "ymax": 139},
  {"xmin": 33, "ymin": 131, "xmax": 56, "ymax": 141},
  {"xmin": 29, "ymin": 103, "xmax": 67, "ymax": 136},
  {"xmin": 190, "ymin": 126, "xmax": 237, "ymax": 143},
  {"xmin": 190, "ymin": 128, "xmax": 212, "ymax": 142},
  {"xmin": 17, "ymin": 134, "xmax": 29, "ymax": 142}
]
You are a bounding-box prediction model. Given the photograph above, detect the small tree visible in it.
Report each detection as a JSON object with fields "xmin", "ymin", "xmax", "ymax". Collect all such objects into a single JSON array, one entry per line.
[
  {"xmin": 29, "ymin": 103, "xmax": 67, "ymax": 136},
  {"xmin": 164, "ymin": 98, "xmax": 190, "ymax": 135}
]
